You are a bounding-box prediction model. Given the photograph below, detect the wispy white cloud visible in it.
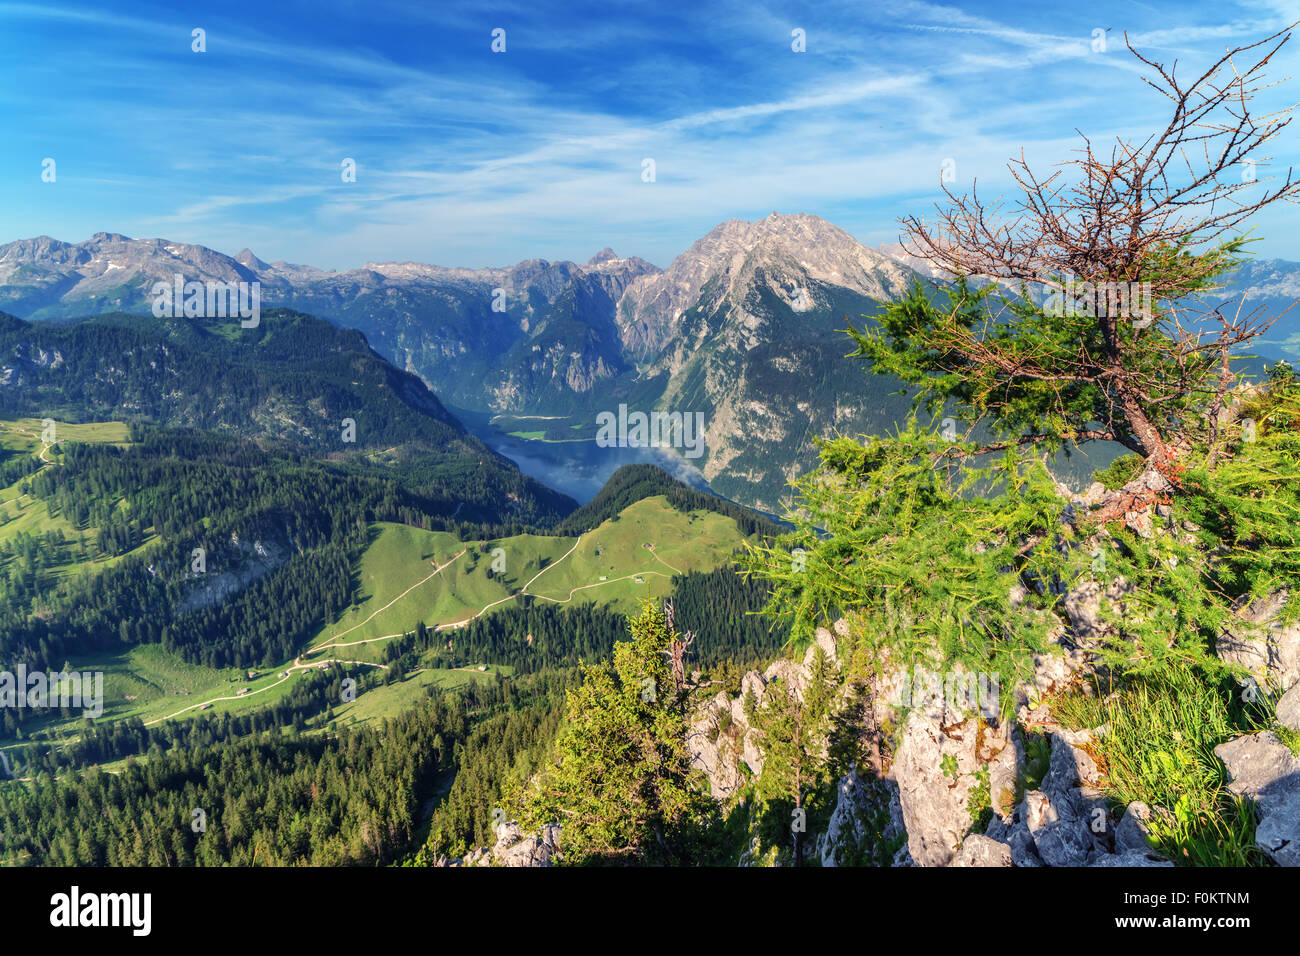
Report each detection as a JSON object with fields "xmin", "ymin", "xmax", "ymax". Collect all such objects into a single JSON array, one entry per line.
[{"xmin": 0, "ymin": 0, "xmax": 1296, "ymax": 267}]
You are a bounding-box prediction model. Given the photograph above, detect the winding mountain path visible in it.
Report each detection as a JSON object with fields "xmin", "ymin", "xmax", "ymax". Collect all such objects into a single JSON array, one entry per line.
[
  {"xmin": 434, "ymin": 533, "xmax": 585, "ymax": 630},
  {"xmin": 142, "ymin": 655, "xmax": 391, "ymax": 726},
  {"xmin": 324, "ymin": 549, "xmax": 467, "ymax": 644}
]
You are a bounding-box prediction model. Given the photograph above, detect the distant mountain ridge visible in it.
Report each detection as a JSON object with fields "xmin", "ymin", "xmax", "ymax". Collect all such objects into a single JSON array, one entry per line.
[
  {"xmin": 0, "ymin": 307, "xmax": 575, "ymax": 525},
  {"xmin": 3, "ymin": 216, "xmax": 1296, "ymax": 511}
]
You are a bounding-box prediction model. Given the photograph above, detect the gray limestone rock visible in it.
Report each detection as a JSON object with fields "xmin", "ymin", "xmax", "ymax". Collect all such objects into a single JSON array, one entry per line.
[
  {"xmin": 1217, "ymin": 590, "xmax": 1300, "ymax": 693},
  {"xmin": 950, "ymin": 834, "xmax": 1014, "ymax": 867},
  {"xmin": 1215, "ymin": 731, "xmax": 1300, "ymax": 866}
]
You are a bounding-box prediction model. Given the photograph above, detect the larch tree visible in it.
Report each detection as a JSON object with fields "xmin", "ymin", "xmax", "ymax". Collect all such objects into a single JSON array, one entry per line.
[
  {"xmin": 853, "ymin": 25, "xmax": 1300, "ymax": 522},
  {"xmin": 742, "ymin": 27, "xmax": 1300, "ymax": 702}
]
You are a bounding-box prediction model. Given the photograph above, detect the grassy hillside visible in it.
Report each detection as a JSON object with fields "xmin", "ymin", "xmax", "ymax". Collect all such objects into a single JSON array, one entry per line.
[
  {"xmin": 307, "ymin": 524, "xmax": 576, "ymax": 650},
  {"xmin": 0, "ymin": 417, "xmax": 152, "ymax": 609},
  {"xmin": 553, "ymin": 463, "xmax": 783, "ymax": 537},
  {"xmin": 304, "ymin": 495, "xmax": 750, "ymax": 663},
  {"xmin": 0, "ymin": 310, "xmax": 575, "ymax": 527},
  {"xmin": 1, "ymin": 492, "xmax": 753, "ymax": 752}
]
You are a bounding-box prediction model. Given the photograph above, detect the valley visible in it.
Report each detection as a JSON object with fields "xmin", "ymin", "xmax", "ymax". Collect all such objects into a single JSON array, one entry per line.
[
  {"xmin": 451, "ymin": 404, "xmax": 713, "ymax": 503},
  {"xmin": 3, "ymin": 232, "xmax": 1296, "ymax": 873},
  {"xmin": 6, "ymin": 215, "xmax": 1296, "ymax": 514},
  {"xmin": 0, "ymin": 184, "xmax": 1294, "ymax": 876},
  {"xmin": 0, "ymin": 414, "xmax": 755, "ymax": 752}
]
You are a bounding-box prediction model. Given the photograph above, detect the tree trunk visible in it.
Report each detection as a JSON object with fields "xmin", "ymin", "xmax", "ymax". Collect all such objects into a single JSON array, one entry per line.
[{"xmin": 792, "ymin": 789, "xmax": 803, "ymax": 867}]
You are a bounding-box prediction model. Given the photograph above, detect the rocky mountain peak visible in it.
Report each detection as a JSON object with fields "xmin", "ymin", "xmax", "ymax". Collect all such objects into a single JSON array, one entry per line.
[
  {"xmin": 0, "ymin": 235, "xmax": 83, "ymax": 265},
  {"xmin": 588, "ymin": 247, "xmax": 619, "ymax": 266},
  {"xmin": 615, "ymin": 212, "xmax": 917, "ymax": 354},
  {"xmin": 235, "ymin": 248, "xmax": 269, "ymax": 272}
]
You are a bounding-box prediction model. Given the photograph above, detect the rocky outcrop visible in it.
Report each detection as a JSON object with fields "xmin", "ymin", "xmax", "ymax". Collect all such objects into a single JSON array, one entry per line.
[
  {"xmin": 687, "ymin": 625, "xmax": 843, "ymax": 800},
  {"xmin": 178, "ymin": 530, "xmax": 293, "ymax": 613},
  {"xmin": 438, "ymin": 822, "xmax": 562, "ymax": 867},
  {"xmin": 687, "ymin": 691, "xmax": 745, "ymax": 799},
  {"xmin": 951, "ymin": 834, "xmax": 1013, "ymax": 867},
  {"xmin": 1277, "ymin": 683, "xmax": 1300, "ymax": 731},
  {"xmin": 1114, "ymin": 801, "xmax": 1156, "ymax": 853},
  {"xmin": 835, "ymin": 686, "xmax": 1173, "ymax": 867},
  {"xmin": 1217, "ymin": 589, "xmax": 1300, "ymax": 694},
  {"xmin": 690, "ymin": 499, "xmax": 1295, "ymax": 869},
  {"xmin": 891, "ymin": 689, "xmax": 1019, "ymax": 867},
  {"xmin": 981, "ymin": 730, "xmax": 1171, "ymax": 868},
  {"xmin": 816, "ymin": 768, "xmax": 906, "ymax": 867},
  {"xmin": 701, "ymin": 607, "xmax": 1177, "ymax": 867},
  {"xmin": 1215, "ymin": 731, "xmax": 1300, "ymax": 866},
  {"xmin": 491, "ymin": 822, "xmax": 562, "ymax": 867},
  {"xmin": 1010, "ymin": 575, "xmax": 1136, "ymax": 721},
  {"xmin": 1062, "ymin": 578, "xmax": 1135, "ymax": 648}
]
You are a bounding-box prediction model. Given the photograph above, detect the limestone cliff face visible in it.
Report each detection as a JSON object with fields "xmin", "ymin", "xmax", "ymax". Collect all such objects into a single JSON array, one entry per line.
[
  {"xmin": 686, "ymin": 469, "xmax": 1300, "ymax": 867},
  {"xmin": 684, "ymin": 601, "xmax": 1178, "ymax": 867}
]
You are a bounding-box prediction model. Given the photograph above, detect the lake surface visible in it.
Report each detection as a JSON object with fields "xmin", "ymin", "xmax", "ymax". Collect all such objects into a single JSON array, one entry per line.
[{"xmin": 451, "ymin": 407, "xmax": 714, "ymax": 504}]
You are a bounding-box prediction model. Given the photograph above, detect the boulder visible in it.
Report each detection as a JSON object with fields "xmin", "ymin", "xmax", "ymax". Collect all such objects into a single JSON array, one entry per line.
[
  {"xmin": 1024, "ymin": 733, "xmax": 1114, "ymax": 866},
  {"xmin": 739, "ymin": 669, "xmax": 766, "ymax": 704},
  {"xmin": 1022, "ymin": 788, "xmax": 1095, "ymax": 867},
  {"xmin": 763, "ymin": 658, "xmax": 807, "ymax": 701},
  {"xmin": 980, "ymin": 730, "xmax": 1163, "ymax": 868},
  {"xmin": 1046, "ymin": 729, "xmax": 1104, "ymax": 790},
  {"xmin": 1114, "ymin": 802, "xmax": 1155, "ymax": 854},
  {"xmin": 1014, "ymin": 626, "xmax": 1093, "ymax": 718},
  {"xmin": 1079, "ymin": 482, "xmax": 1108, "ymax": 507},
  {"xmin": 728, "ymin": 694, "xmax": 748, "ymax": 731},
  {"xmin": 1278, "ymin": 683, "xmax": 1300, "ymax": 732},
  {"xmin": 686, "ymin": 692, "xmax": 743, "ymax": 798},
  {"xmin": 892, "ymin": 701, "xmax": 1020, "ymax": 867},
  {"xmin": 1124, "ymin": 508, "xmax": 1155, "ymax": 539},
  {"xmin": 1063, "ymin": 578, "xmax": 1134, "ymax": 648},
  {"xmin": 803, "ymin": 627, "xmax": 839, "ymax": 669},
  {"xmin": 950, "ymin": 834, "xmax": 1013, "ymax": 867},
  {"xmin": 1089, "ymin": 850, "xmax": 1173, "ymax": 867},
  {"xmin": 1217, "ymin": 590, "xmax": 1300, "ymax": 693},
  {"xmin": 1215, "ymin": 731, "xmax": 1300, "ymax": 866},
  {"xmin": 815, "ymin": 769, "xmax": 906, "ymax": 867},
  {"xmin": 819, "ymin": 771, "xmax": 871, "ymax": 867},
  {"xmin": 1257, "ymin": 794, "xmax": 1300, "ymax": 868}
]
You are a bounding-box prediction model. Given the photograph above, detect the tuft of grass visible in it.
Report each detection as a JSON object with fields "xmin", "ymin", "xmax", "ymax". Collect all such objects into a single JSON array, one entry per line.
[
  {"xmin": 1274, "ymin": 722, "xmax": 1300, "ymax": 756},
  {"xmin": 1053, "ymin": 661, "xmax": 1269, "ymax": 866}
]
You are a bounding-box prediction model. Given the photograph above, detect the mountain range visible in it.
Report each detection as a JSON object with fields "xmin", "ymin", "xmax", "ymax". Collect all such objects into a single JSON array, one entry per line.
[{"xmin": 3, "ymin": 214, "xmax": 1296, "ymax": 511}]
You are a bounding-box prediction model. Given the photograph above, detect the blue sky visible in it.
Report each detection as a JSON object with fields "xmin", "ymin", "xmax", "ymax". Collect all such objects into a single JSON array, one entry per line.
[{"xmin": 1, "ymin": 0, "xmax": 1298, "ymax": 269}]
